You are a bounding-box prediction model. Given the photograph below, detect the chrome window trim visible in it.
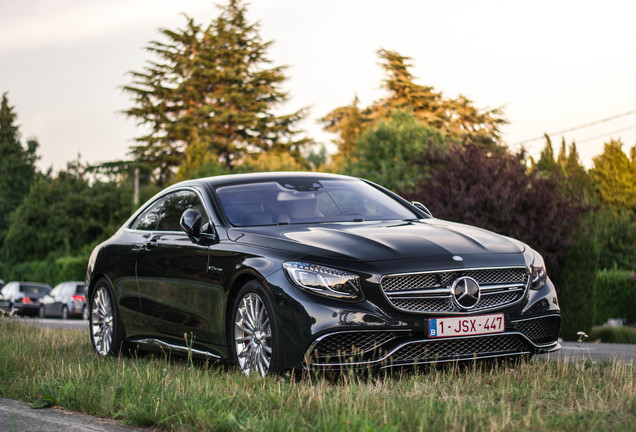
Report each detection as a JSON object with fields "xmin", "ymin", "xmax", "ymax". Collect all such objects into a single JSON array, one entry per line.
[{"xmin": 125, "ymin": 186, "xmax": 216, "ymax": 234}]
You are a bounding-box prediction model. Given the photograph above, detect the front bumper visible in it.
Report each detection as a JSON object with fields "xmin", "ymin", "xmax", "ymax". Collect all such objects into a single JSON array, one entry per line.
[
  {"xmin": 304, "ymin": 315, "xmax": 561, "ymax": 370},
  {"xmin": 267, "ymin": 269, "xmax": 561, "ymax": 371}
]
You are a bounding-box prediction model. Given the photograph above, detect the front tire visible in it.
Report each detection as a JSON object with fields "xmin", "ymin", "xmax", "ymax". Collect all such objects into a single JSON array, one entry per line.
[
  {"xmin": 89, "ymin": 278, "xmax": 127, "ymax": 356},
  {"xmin": 61, "ymin": 305, "xmax": 68, "ymax": 320},
  {"xmin": 231, "ymin": 281, "xmax": 282, "ymax": 377}
]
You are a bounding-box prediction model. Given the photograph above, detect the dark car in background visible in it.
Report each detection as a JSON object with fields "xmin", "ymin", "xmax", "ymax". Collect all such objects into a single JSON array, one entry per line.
[
  {"xmin": 0, "ymin": 282, "xmax": 52, "ymax": 316},
  {"xmin": 86, "ymin": 172, "xmax": 561, "ymax": 377},
  {"xmin": 40, "ymin": 281, "xmax": 87, "ymax": 320}
]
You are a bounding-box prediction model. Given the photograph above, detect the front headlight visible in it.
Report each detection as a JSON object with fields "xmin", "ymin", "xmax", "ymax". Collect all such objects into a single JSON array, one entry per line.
[
  {"xmin": 283, "ymin": 262, "xmax": 364, "ymax": 301},
  {"xmin": 529, "ymin": 250, "xmax": 547, "ymax": 290}
]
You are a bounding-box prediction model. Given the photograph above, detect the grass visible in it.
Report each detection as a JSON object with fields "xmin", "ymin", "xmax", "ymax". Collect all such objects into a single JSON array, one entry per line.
[
  {"xmin": 590, "ymin": 325, "xmax": 636, "ymax": 344},
  {"xmin": 0, "ymin": 319, "xmax": 634, "ymax": 431}
]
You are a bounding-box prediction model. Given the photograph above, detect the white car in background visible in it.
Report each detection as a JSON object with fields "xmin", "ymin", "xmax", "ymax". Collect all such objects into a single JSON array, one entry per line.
[{"xmin": 40, "ymin": 281, "xmax": 87, "ymax": 320}]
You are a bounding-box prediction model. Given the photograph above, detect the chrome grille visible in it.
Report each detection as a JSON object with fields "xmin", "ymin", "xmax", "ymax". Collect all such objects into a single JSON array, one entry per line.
[
  {"xmin": 478, "ymin": 291, "xmax": 522, "ymax": 308},
  {"xmin": 381, "ymin": 267, "xmax": 529, "ymax": 313},
  {"xmin": 514, "ymin": 316, "xmax": 561, "ymax": 344},
  {"xmin": 311, "ymin": 332, "xmax": 398, "ymax": 360},
  {"xmin": 390, "ymin": 335, "xmax": 527, "ymax": 363},
  {"xmin": 391, "ymin": 297, "xmax": 454, "ymax": 312}
]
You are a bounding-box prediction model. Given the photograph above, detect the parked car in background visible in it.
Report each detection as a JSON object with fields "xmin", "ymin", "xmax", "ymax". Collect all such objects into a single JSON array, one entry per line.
[
  {"xmin": 40, "ymin": 281, "xmax": 87, "ymax": 320},
  {"xmin": 86, "ymin": 172, "xmax": 561, "ymax": 377},
  {"xmin": 0, "ymin": 282, "xmax": 52, "ymax": 316},
  {"xmin": 0, "ymin": 279, "xmax": 4, "ymax": 289}
]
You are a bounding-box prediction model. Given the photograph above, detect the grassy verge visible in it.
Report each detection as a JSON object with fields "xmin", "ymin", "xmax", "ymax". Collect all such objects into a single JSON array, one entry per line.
[{"xmin": 1, "ymin": 319, "xmax": 634, "ymax": 431}]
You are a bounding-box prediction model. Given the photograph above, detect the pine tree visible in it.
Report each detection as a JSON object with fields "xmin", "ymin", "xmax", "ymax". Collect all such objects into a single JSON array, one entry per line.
[
  {"xmin": 590, "ymin": 139, "xmax": 636, "ymax": 212},
  {"xmin": 322, "ymin": 49, "xmax": 506, "ymax": 164},
  {"xmin": 535, "ymin": 134, "xmax": 557, "ymax": 174},
  {"xmin": 124, "ymin": 0, "xmax": 308, "ymax": 185},
  {"xmin": 0, "ymin": 93, "xmax": 39, "ymax": 244}
]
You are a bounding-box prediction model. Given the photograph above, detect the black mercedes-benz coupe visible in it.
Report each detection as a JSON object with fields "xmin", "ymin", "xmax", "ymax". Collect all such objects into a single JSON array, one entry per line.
[{"xmin": 86, "ymin": 172, "xmax": 561, "ymax": 376}]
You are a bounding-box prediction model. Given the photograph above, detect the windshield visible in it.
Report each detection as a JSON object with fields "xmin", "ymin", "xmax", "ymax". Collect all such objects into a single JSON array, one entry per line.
[{"xmin": 215, "ymin": 178, "xmax": 418, "ymax": 227}]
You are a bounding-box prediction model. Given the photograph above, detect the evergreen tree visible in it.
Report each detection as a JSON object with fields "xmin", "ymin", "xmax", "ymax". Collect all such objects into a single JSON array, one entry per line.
[
  {"xmin": 124, "ymin": 0, "xmax": 308, "ymax": 185},
  {"xmin": 590, "ymin": 139, "xmax": 636, "ymax": 212},
  {"xmin": 534, "ymin": 134, "xmax": 557, "ymax": 174},
  {"xmin": 322, "ymin": 49, "xmax": 506, "ymax": 165},
  {"xmin": 320, "ymin": 96, "xmax": 365, "ymax": 171},
  {"xmin": 0, "ymin": 93, "xmax": 39, "ymax": 244}
]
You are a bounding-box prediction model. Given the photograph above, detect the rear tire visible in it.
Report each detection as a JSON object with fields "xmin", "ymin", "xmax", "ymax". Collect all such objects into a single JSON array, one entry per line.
[
  {"xmin": 89, "ymin": 278, "xmax": 128, "ymax": 356},
  {"xmin": 39, "ymin": 306, "xmax": 45, "ymax": 318},
  {"xmin": 82, "ymin": 306, "xmax": 88, "ymax": 320},
  {"xmin": 230, "ymin": 281, "xmax": 282, "ymax": 377}
]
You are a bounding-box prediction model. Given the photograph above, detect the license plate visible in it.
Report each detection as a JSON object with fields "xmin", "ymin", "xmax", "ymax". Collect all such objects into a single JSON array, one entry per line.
[{"xmin": 428, "ymin": 314, "xmax": 505, "ymax": 338}]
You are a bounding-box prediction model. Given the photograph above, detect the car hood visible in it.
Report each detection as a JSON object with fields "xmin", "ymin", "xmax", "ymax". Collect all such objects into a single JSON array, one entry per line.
[{"xmin": 228, "ymin": 219, "xmax": 525, "ymax": 262}]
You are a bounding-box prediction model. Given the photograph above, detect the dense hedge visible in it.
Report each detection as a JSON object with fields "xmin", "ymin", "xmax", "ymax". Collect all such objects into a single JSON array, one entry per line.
[
  {"xmin": 0, "ymin": 254, "xmax": 88, "ymax": 287},
  {"xmin": 594, "ymin": 269, "xmax": 636, "ymax": 326},
  {"xmin": 558, "ymin": 238, "xmax": 599, "ymax": 340}
]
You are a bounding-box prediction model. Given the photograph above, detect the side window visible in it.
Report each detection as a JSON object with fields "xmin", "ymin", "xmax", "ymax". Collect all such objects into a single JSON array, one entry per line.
[
  {"xmin": 130, "ymin": 197, "xmax": 165, "ymax": 231},
  {"xmin": 156, "ymin": 190, "xmax": 209, "ymax": 232}
]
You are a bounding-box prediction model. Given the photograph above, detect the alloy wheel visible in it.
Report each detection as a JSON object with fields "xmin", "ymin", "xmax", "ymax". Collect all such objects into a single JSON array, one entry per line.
[
  {"xmin": 234, "ymin": 292, "xmax": 273, "ymax": 377},
  {"xmin": 91, "ymin": 286, "xmax": 114, "ymax": 356}
]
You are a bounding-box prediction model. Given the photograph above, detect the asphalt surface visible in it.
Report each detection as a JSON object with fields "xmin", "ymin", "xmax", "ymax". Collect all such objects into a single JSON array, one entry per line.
[
  {"xmin": 537, "ymin": 340, "xmax": 636, "ymax": 364},
  {"xmin": 1, "ymin": 317, "xmax": 634, "ymax": 430},
  {"xmin": 0, "ymin": 398, "xmax": 149, "ymax": 432}
]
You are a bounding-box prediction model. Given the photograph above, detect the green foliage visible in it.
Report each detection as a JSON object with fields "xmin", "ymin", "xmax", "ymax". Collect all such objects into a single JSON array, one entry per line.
[
  {"xmin": 594, "ymin": 269, "xmax": 636, "ymax": 326},
  {"xmin": 0, "ymin": 93, "xmax": 39, "ymax": 244},
  {"xmin": 534, "ymin": 134, "xmax": 557, "ymax": 173},
  {"xmin": 2, "ymin": 163, "xmax": 132, "ymax": 264},
  {"xmin": 533, "ymin": 135, "xmax": 593, "ymax": 200},
  {"xmin": 124, "ymin": 0, "xmax": 308, "ymax": 185},
  {"xmin": 558, "ymin": 238, "xmax": 600, "ymax": 340},
  {"xmin": 587, "ymin": 208, "xmax": 636, "ymax": 270},
  {"xmin": 589, "ymin": 325, "xmax": 636, "ymax": 344},
  {"xmin": 346, "ymin": 110, "xmax": 446, "ymax": 193},
  {"xmin": 0, "ymin": 254, "xmax": 87, "ymax": 286},
  {"xmin": 590, "ymin": 140, "xmax": 636, "ymax": 213}
]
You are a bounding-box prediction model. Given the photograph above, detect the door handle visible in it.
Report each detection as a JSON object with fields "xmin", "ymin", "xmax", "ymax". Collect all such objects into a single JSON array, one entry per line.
[{"xmin": 143, "ymin": 239, "xmax": 158, "ymax": 250}]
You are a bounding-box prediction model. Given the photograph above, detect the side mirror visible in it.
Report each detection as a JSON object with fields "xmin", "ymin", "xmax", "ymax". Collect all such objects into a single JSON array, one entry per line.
[
  {"xmin": 180, "ymin": 209, "xmax": 218, "ymax": 245},
  {"xmin": 411, "ymin": 201, "xmax": 433, "ymax": 218},
  {"xmin": 180, "ymin": 209, "xmax": 203, "ymax": 244}
]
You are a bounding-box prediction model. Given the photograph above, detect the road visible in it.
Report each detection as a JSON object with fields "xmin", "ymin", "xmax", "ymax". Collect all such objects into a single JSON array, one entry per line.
[
  {"xmin": 0, "ymin": 398, "xmax": 148, "ymax": 432},
  {"xmin": 537, "ymin": 341, "xmax": 636, "ymax": 364}
]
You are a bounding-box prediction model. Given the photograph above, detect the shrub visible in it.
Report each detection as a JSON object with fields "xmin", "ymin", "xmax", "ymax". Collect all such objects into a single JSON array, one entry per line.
[
  {"xmin": 406, "ymin": 144, "xmax": 589, "ymax": 282},
  {"xmin": 558, "ymin": 238, "xmax": 600, "ymax": 340},
  {"xmin": 589, "ymin": 325, "xmax": 636, "ymax": 344},
  {"xmin": 0, "ymin": 253, "xmax": 89, "ymax": 287},
  {"xmin": 594, "ymin": 269, "xmax": 636, "ymax": 325},
  {"xmin": 53, "ymin": 256, "xmax": 88, "ymax": 284}
]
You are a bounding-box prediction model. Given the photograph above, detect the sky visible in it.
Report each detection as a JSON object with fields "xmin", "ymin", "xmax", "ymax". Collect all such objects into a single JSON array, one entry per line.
[{"xmin": 1, "ymin": 0, "xmax": 635, "ymax": 172}]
